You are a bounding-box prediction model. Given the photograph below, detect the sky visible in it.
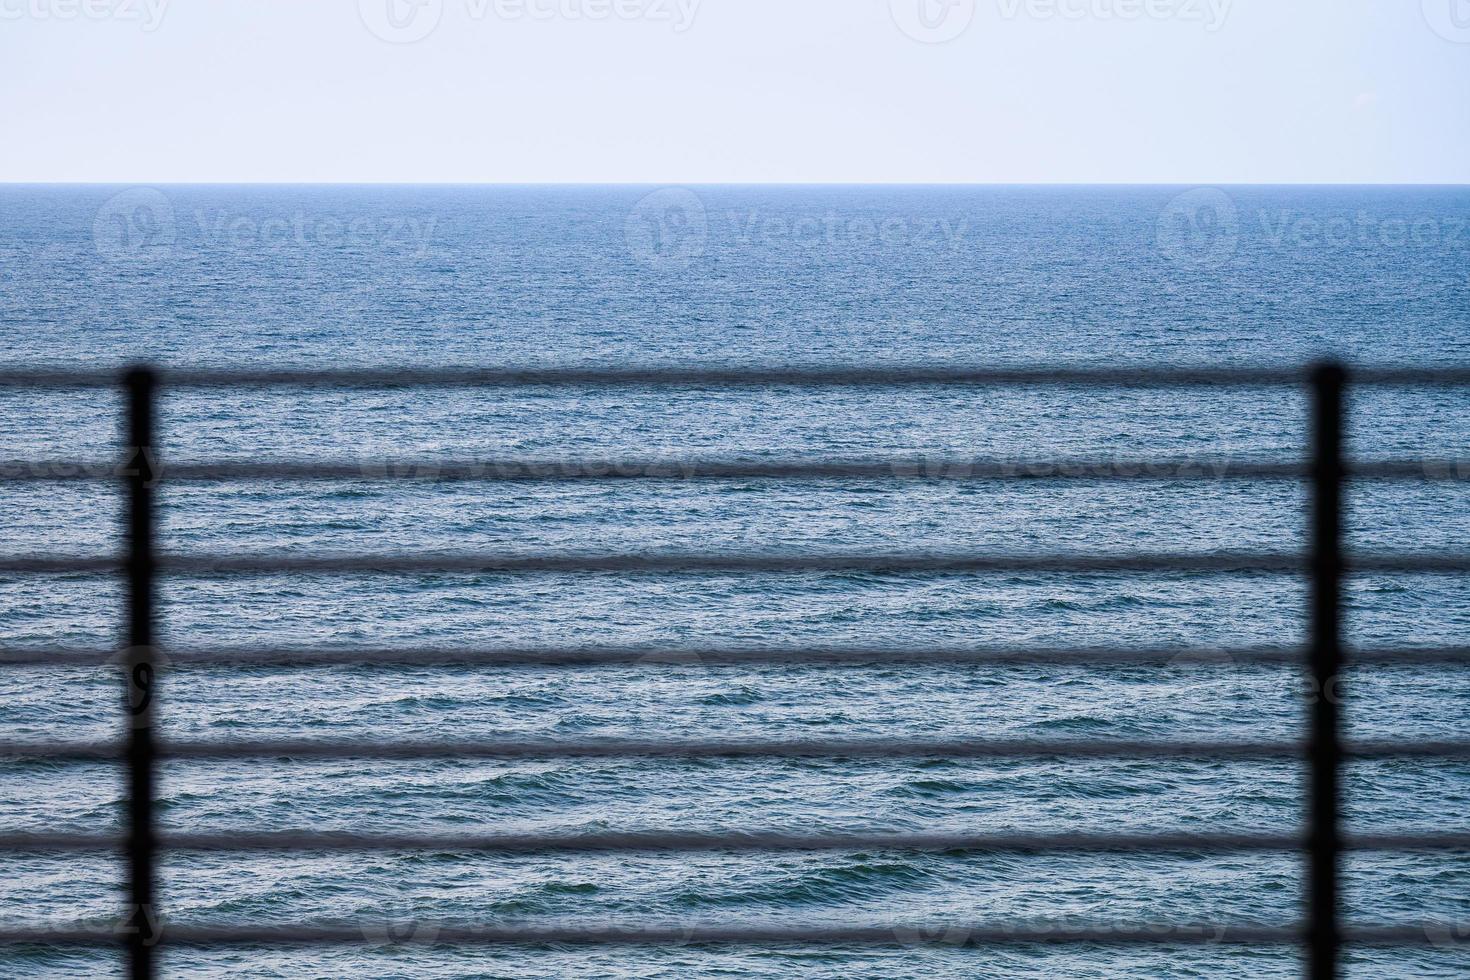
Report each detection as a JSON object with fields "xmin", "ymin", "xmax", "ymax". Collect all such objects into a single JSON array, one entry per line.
[{"xmin": 0, "ymin": 0, "xmax": 1466, "ymax": 183}]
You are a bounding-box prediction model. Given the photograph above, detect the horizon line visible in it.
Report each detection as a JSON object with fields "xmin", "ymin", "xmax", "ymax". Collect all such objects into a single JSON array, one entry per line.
[{"xmin": 3, "ymin": 180, "xmax": 1469, "ymax": 188}]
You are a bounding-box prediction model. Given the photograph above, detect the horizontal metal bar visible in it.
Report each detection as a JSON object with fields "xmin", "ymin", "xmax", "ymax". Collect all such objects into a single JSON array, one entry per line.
[
  {"xmin": 2, "ymin": 365, "xmax": 1468, "ymax": 391},
  {"xmin": 0, "ymin": 921, "xmax": 1461, "ymax": 947},
  {"xmin": 3, "ymin": 551, "xmax": 1470, "ymax": 577},
  {"xmin": 5, "ymin": 646, "xmax": 1470, "ymax": 669},
  {"xmin": 0, "ymin": 557, "xmax": 118, "ymax": 574},
  {"xmin": 0, "ymin": 457, "xmax": 1304, "ymax": 482},
  {"xmin": 3, "ymin": 458, "xmax": 1467, "ymax": 484},
  {"xmin": 1353, "ymin": 367, "xmax": 1470, "ymax": 387},
  {"xmin": 0, "ymin": 365, "xmax": 1306, "ymax": 389},
  {"xmin": 4, "ymin": 364, "xmax": 1470, "ymax": 390},
  {"xmin": 2, "ymin": 829, "xmax": 1467, "ymax": 856},
  {"xmin": 4, "ymin": 737, "xmax": 1470, "ymax": 763}
]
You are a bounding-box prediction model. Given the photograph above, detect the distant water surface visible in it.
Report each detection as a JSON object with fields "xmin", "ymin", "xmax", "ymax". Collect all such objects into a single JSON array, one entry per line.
[{"xmin": 1, "ymin": 185, "xmax": 1468, "ymax": 977}]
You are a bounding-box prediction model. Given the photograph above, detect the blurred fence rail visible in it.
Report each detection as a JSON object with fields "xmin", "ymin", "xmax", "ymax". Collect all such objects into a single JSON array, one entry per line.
[{"xmin": 2, "ymin": 362, "xmax": 1468, "ymax": 980}]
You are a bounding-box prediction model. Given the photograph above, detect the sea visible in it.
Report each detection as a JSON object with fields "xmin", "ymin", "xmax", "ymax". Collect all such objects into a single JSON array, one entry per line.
[{"xmin": 0, "ymin": 184, "xmax": 1468, "ymax": 978}]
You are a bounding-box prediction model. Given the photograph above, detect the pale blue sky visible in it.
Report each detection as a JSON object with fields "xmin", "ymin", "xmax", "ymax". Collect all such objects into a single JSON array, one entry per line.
[{"xmin": 1, "ymin": 0, "xmax": 1466, "ymax": 182}]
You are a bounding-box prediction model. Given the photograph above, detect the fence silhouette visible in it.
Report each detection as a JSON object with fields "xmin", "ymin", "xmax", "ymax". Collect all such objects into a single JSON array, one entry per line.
[{"xmin": 1, "ymin": 363, "xmax": 1469, "ymax": 980}]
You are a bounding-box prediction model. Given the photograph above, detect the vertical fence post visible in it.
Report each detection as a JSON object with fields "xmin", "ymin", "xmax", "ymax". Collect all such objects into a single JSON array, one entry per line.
[
  {"xmin": 123, "ymin": 367, "xmax": 158, "ymax": 980},
  {"xmin": 1307, "ymin": 362, "xmax": 1346, "ymax": 980}
]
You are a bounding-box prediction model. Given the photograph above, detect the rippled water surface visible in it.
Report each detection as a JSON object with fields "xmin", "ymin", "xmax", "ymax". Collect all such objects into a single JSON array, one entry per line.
[{"xmin": 1, "ymin": 185, "xmax": 1469, "ymax": 977}]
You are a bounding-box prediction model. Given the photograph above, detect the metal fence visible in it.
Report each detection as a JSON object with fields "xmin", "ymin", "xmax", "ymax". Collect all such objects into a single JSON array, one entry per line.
[{"xmin": 1, "ymin": 362, "xmax": 1469, "ymax": 980}]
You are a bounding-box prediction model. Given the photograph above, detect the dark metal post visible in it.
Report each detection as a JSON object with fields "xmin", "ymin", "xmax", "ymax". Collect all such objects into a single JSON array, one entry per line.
[
  {"xmin": 123, "ymin": 367, "xmax": 159, "ymax": 979},
  {"xmin": 1307, "ymin": 362, "xmax": 1346, "ymax": 980}
]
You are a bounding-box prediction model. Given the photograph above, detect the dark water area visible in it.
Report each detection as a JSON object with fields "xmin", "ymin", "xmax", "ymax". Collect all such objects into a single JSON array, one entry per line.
[{"xmin": 1, "ymin": 184, "xmax": 1468, "ymax": 977}]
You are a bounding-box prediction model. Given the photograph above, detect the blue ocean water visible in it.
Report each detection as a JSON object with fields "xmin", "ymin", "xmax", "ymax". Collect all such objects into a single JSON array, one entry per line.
[{"xmin": 0, "ymin": 184, "xmax": 1468, "ymax": 978}]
